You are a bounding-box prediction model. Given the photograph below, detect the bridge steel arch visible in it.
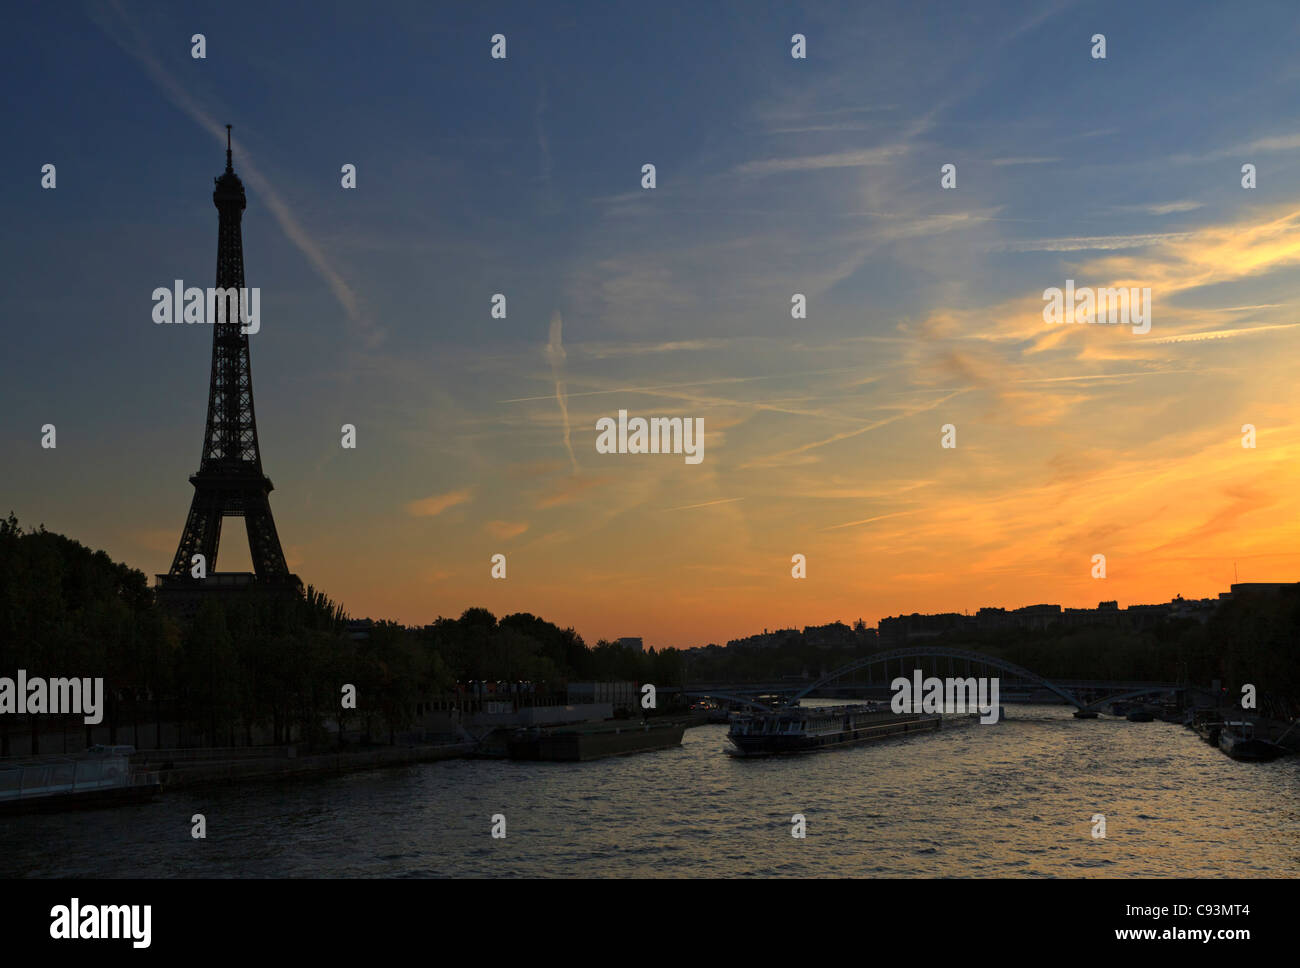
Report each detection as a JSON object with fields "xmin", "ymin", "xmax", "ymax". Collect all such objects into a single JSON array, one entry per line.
[{"xmin": 792, "ymin": 646, "xmax": 1084, "ymax": 709}]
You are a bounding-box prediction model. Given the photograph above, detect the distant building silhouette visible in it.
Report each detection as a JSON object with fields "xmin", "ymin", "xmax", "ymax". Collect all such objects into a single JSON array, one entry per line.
[
  {"xmin": 1227, "ymin": 582, "xmax": 1300, "ymax": 598},
  {"xmin": 875, "ymin": 584, "xmax": 1289, "ymax": 645}
]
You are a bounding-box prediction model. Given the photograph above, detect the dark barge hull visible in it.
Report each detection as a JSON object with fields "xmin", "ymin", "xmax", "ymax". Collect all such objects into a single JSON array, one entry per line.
[
  {"xmin": 508, "ymin": 722, "xmax": 685, "ymax": 761},
  {"xmin": 0, "ymin": 782, "xmax": 161, "ymax": 816},
  {"xmin": 1219, "ymin": 736, "xmax": 1285, "ymax": 762},
  {"xmin": 727, "ymin": 713, "xmax": 940, "ymax": 756}
]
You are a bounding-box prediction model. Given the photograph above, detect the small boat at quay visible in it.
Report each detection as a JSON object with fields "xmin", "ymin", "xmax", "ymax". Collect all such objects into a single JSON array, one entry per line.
[
  {"xmin": 1218, "ymin": 722, "xmax": 1286, "ymax": 762},
  {"xmin": 0, "ymin": 745, "xmax": 161, "ymax": 814}
]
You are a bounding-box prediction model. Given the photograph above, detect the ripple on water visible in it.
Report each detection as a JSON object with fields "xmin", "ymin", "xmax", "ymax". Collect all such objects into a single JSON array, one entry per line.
[{"xmin": 2, "ymin": 708, "xmax": 1297, "ymax": 877}]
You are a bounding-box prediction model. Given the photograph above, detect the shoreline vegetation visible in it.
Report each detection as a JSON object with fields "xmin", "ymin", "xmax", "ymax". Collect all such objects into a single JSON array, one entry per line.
[{"xmin": 2, "ymin": 514, "xmax": 1297, "ymax": 774}]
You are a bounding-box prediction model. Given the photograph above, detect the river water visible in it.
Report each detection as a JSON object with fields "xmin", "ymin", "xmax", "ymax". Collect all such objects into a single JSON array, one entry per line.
[{"xmin": 3, "ymin": 705, "xmax": 1297, "ymax": 877}]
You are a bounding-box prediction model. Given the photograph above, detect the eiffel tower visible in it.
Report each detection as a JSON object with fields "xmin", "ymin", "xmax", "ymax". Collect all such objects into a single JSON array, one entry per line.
[{"xmin": 156, "ymin": 127, "xmax": 301, "ymax": 613}]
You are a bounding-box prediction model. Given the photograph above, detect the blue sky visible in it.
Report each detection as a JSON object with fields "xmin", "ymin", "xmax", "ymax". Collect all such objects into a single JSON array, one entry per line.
[{"xmin": 5, "ymin": 1, "xmax": 1300, "ymax": 645}]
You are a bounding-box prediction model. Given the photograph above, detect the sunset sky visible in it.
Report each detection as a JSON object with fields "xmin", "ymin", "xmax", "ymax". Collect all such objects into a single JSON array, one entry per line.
[{"xmin": 5, "ymin": 0, "xmax": 1300, "ymax": 648}]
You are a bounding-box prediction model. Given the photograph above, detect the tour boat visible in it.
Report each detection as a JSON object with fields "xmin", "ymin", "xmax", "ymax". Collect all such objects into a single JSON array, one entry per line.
[
  {"xmin": 726, "ymin": 703, "xmax": 940, "ymax": 756},
  {"xmin": 0, "ymin": 745, "xmax": 161, "ymax": 814}
]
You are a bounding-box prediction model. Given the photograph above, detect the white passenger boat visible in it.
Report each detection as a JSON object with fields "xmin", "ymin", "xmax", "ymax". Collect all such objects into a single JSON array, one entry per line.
[{"xmin": 0, "ymin": 745, "xmax": 161, "ymax": 813}]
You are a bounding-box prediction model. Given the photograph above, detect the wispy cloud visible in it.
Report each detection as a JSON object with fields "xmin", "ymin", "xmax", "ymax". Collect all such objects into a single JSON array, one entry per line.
[
  {"xmin": 535, "ymin": 475, "xmax": 611, "ymax": 509},
  {"xmin": 486, "ymin": 520, "xmax": 529, "ymax": 539},
  {"xmin": 1174, "ymin": 131, "xmax": 1300, "ymax": 163},
  {"xmin": 1114, "ymin": 200, "xmax": 1204, "ymax": 216},
  {"xmin": 734, "ymin": 145, "xmax": 908, "ymax": 176},
  {"xmin": 406, "ymin": 489, "xmax": 474, "ymax": 517},
  {"xmin": 498, "ymin": 366, "xmax": 867, "ymax": 404},
  {"xmin": 989, "ymin": 156, "xmax": 1061, "ymax": 166},
  {"xmin": 576, "ymin": 339, "xmax": 729, "ymax": 360}
]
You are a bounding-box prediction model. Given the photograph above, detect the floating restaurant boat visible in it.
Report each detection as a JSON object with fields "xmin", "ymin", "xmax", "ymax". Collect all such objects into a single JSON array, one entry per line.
[
  {"xmin": 507, "ymin": 719, "xmax": 685, "ymax": 761},
  {"xmin": 725, "ymin": 703, "xmax": 942, "ymax": 756},
  {"xmin": 0, "ymin": 745, "xmax": 161, "ymax": 814},
  {"xmin": 1218, "ymin": 722, "xmax": 1286, "ymax": 762}
]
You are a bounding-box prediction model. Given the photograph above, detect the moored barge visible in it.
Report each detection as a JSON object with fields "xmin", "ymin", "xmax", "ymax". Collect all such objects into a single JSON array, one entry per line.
[
  {"xmin": 507, "ymin": 719, "xmax": 685, "ymax": 761},
  {"xmin": 726, "ymin": 703, "xmax": 941, "ymax": 756}
]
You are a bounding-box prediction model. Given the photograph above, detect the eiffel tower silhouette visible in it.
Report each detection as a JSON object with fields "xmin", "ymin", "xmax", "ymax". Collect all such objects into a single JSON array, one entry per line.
[{"xmin": 157, "ymin": 128, "xmax": 301, "ymax": 612}]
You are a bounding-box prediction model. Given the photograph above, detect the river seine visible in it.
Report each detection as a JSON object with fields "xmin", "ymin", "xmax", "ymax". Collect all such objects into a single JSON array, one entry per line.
[{"xmin": 3, "ymin": 705, "xmax": 1296, "ymax": 877}]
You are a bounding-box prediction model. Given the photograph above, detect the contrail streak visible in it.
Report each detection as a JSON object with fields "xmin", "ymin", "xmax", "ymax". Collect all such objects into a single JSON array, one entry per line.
[
  {"xmin": 663, "ymin": 498, "xmax": 744, "ymax": 511},
  {"xmin": 498, "ymin": 366, "xmax": 865, "ymax": 403},
  {"xmin": 546, "ymin": 311, "xmax": 579, "ymax": 473},
  {"xmin": 95, "ymin": 0, "xmax": 383, "ymax": 346}
]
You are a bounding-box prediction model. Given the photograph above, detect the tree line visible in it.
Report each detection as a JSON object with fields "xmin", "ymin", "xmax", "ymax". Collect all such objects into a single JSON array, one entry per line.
[
  {"xmin": 0, "ymin": 516, "xmax": 685, "ymax": 753},
  {"xmin": 2, "ymin": 515, "xmax": 1294, "ymax": 754}
]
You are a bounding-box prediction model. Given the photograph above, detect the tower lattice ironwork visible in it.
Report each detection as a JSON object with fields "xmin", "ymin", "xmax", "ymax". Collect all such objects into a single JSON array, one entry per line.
[{"xmin": 158, "ymin": 128, "xmax": 300, "ymax": 606}]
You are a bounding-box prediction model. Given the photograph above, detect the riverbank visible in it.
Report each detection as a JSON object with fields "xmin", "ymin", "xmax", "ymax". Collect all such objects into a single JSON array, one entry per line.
[{"xmin": 133, "ymin": 741, "xmax": 476, "ymax": 790}]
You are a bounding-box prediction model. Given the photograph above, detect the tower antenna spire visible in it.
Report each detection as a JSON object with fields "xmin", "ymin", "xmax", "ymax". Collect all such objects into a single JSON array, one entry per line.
[{"xmin": 225, "ymin": 124, "xmax": 233, "ymax": 172}]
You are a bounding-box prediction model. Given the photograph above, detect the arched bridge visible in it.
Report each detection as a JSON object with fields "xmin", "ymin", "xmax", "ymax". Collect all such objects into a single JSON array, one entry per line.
[
  {"xmin": 690, "ymin": 647, "xmax": 1177, "ymax": 713},
  {"xmin": 793, "ymin": 646, "xmax": 1084, "ymax": 707}
]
